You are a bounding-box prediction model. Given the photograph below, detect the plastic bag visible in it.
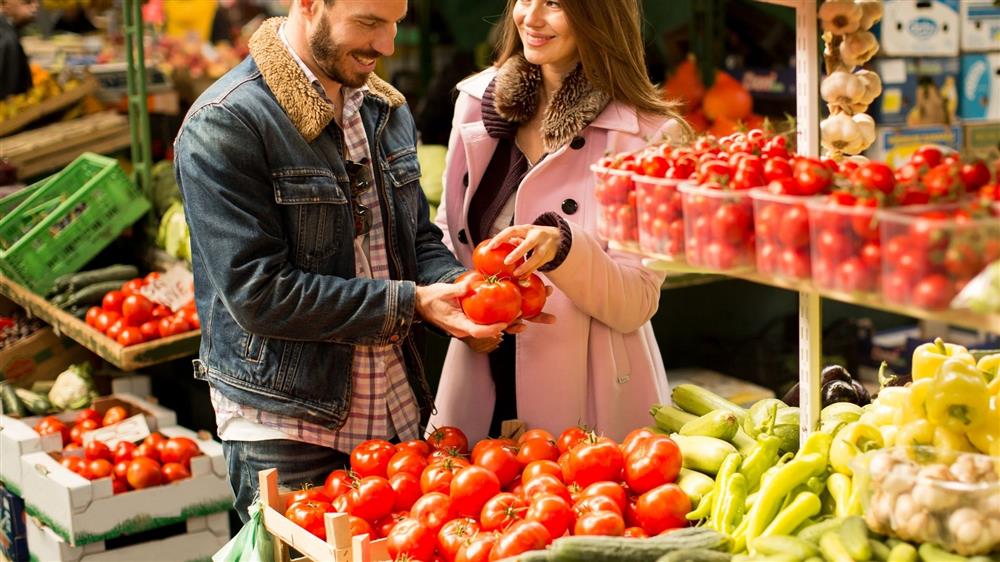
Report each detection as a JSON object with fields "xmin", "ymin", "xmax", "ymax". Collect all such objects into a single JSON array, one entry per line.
[
  {"xmin": 213, "ymin": 501, "xmax": 275, "ymax": 562},
  {"xmin": 951, "ymin": 260, "xmax": 1000, "ymax": 314}
]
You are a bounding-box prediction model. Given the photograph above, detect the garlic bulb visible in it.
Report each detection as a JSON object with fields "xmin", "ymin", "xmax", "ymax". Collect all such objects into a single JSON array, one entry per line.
[
  {"xmin": 822, "ymin": 112, "xmax": 866, "ymax": 154},
  {"xmin": 853, "ymin": 113, "xmax": 876, "ymax": 150},
  {"xmin": 821, "ymin": 71, "xmax": 868, "ymax": 105},
  {"xmin": 856, "ymin": 69, "xmax": 883, "ymax": 104},
  {"xmin": 840, "ymin": 30, "xmax": 880, "ymax": 67},
  {"xmin": 857, "ymin": 0, "xmax": 885, "ymax": 31},
  {"xmin": 819, "ymin": 0, "xmax": 864, "ymax": 35}
]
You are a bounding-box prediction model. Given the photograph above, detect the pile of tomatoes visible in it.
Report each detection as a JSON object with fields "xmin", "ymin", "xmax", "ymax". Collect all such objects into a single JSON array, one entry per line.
[
  {"xmin": 281, "ymin": 425, "xmax": 688, "ymax": 562},
  {"xmin": 458, "ymin": 240, "xmax": 547, "ymax": 326},
  {"xmin": 34, "ymin": 407, "xmax": 203, "ymax": 494},
  {"xmin": 84, "ymin": 273, "xmax": 200, "ymax": 347}
]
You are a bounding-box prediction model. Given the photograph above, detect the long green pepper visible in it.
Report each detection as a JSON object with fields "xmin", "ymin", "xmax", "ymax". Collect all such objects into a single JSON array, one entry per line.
[
  {"xmin": 759, "ymin": 491, "xmax": 822, "ymax": 538},
  {"xmin": 739, "ymin": 434, "xmax": 781, "ymax": 492},
  {"xmin": 710, "ymin": 452, "xmax": 743, "ymax": 530},
  {"xmin": 719, "ymin": 473, "xmax": 747, "ymax": 535},
  {"xmin": 744, "ymin": 452, "xmax": 827, "ymax": 543}
]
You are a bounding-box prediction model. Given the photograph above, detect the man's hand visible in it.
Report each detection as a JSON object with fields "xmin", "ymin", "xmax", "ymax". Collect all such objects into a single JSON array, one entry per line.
[
  {"xmin": 414, "ymin": 281, "xmax": 506, "ymax": 339},
  {"xmin": 462, "ymin": 334, "xmax": 503, "ymax": 353}
]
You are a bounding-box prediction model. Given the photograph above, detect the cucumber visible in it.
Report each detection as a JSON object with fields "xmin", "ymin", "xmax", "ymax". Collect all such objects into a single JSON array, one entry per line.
[
  {"xmin": 13, "ymin": 387, "xmax": 51, "ymax": 415},
  {"xmin": 671, "ymin": 384, "xmax": 748, "ymax": 424},
  {"xmin": 671, "ymin": 434, "xmax": 739, "ymax": 476},
  {"xmin": 551, "ymin": 531, "xmax": 728, "ymax": 562},
  {"xmin": 652, "ymin": 527, "xmax": 730, "ymax": 551},
  {"xmin": 60, "ymin": 280, "xmax": 133, "ymax": 309},
  {"xmin": 0, "ymin": 382, "xmax": 27, "ymax": 417},
  {"xmin": 680, "ymin": 410, "xmax": 739, "ymax": 441},
  {"xmin": 651, "ymin": 404, "xmax": 697, "ymax": 433},
  {"xmin": 655, "ymin": 548, "xmax": 732, "ymax": 562},
  {"xmin": 48, "ymin": 264, "xmax": 139, "ymax": 297},
  {"xmin": 494, "ymin": 550, "xmax": 552, "ymax": 562}
]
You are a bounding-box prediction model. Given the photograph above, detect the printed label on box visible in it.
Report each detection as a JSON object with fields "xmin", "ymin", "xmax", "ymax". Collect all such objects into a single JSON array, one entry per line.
[
  {"xmin": 961, "ymin": 1, "xmax": 1000, "ymax": 52},
  {"xmin": 959, "ymin": 53, "xmax": 1000, "ymax": 121},
  {"xmin": 872, "ymin": 58, "xmax": 959, "ymax": 126},
  {"xmin": 876, "ymin": 0, "xmax": 960, "ymax": 57},
  {"xmin": 866, "ymin": 125, "xmax": 963, "ymax": 168},
  {"xmin": 83, "ymin": 414, "xmax": 151, "ymax": 447},
  {"xmin": 140, "ymin": 266, "xmax": 194, "ymax": 312}
]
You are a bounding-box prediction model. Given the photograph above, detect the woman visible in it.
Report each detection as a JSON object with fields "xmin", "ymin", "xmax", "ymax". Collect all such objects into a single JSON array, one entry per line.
[{"xmin": 429, "ymin": 0, "xmax": 688, "ymax": 442}]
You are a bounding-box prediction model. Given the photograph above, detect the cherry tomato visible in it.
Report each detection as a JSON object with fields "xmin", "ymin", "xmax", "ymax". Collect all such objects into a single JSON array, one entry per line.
[
  {"xmin": 101, "ymin": 290, "xmax": 127, "ymax": 314},
  {"xmin": 460, "ymin": 272, "xmax": 522, "ymax": 325},
  {"xmin": 117, "ymin": 326, "xmax": 146, "ymax": 347},
  {"xmin": 911, "ymin": 145, "xmax": 943, "ymax": 168},
  {"xmin": 574, "ymin": 510, "xmax": 626, "ymax": 536},
  {"xmin": 85, "ymin": 306, "xmax": 102, "ymax": 327},
  {"xmin": 94, "ymin": 310, "xmax": 120, "ymax": 334},
  {"xmin": 121, "ymin": 278, "xmax": 145, "ymax": 296},
  {"xmin": 911, "ymin": 274, "xmax": 954, "ymax": 309},
  {"xmin": 106, "ymin": 319, "xmax": 126, "ymax": 342},
  {"xmin": 121, "ymin": 294, "xmax": 153, "ymax": 327},
  {"xmin": 777, "ymin": 205, "xmax": 810, "ymax": 249},
  {"xmin": 158, "ymin": 315, "xmax": 192, "ymax": 338},
  {"xmin": 851, "ymin": 161, "xmax": 895, "ymax": 195},
  {"xmin": 140, "ymin": 320, "xmax": 161, "ymax": 340},
  {"xmin": 472, "ymin": 240, "xmax": 524, "ymax": 279}
]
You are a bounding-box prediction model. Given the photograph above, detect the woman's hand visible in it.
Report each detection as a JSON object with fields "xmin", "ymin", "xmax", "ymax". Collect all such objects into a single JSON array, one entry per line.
[
  {"xmin": 487, "ymin": 224, "xmax": 562, "ymax": 277},
  {"xmin": 461, "ymin": 334, "xmax": 503, "ymax": 353}
]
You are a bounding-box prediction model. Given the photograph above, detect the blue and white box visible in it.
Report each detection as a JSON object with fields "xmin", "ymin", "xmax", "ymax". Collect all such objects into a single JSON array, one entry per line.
[
  {"xmin": 871, "ymin": 58, "xmax": 960, "ymax": 126},
  {"xmin": 876, "ymin": 0, "xmax": 960, "ymax": 57},
  {"xmin": 866, "ymin": 125, "xmax": 963, "ymax": 168},
  {"xmin": 960, "ymin": 1, "xmax": 1000, "ymax": 52},
  {"xmin": 959, "ymin": 53, "xmax": 1000, "ymax": 120}
]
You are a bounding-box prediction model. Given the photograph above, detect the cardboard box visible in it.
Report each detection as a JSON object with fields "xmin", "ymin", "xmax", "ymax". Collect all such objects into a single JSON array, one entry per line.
[
  {"xmin": 866, "ymin": 124, "xmax": 963, "ymax": 168},
  {"xmin": 876, "ymin": 0, "xmax": 960, "ymax": 57},
  {"xmin": 959, "ymin": 53, "xmax": 1000, "ymax": 121},
  {"xmin": 20, "ymin": 425, "xmax": 232, "ymax": 546},
  {"xmin": 871, "ymin": 57, "xmax": 960, "ymax": 126},
  {"xmin": 0, "ymin": 394, "xmax": 176, "ymax": 497},
  {"xmin": 0, "ymin": 327, "xmax": 93, "ymax": 391},
  {"xmin": 961, "ymin": 0, "xmax": 1000, "ymax": 52},
  {"xmin": 963, "ymin": 121, "xmax": 1000, "ymax": 161},
  {"xmin": 26, "ymin": 512, "xmax": 229, "ymax": 562},
  {"xmin": 0, "ymin": 483, "xmax": 28, "ymax": 562}
]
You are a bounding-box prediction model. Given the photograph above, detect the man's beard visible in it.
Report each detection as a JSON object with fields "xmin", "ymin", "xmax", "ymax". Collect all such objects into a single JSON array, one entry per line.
[{"xmin": 309, "ymin": 16, "xmax": 378, "ymax": 88}]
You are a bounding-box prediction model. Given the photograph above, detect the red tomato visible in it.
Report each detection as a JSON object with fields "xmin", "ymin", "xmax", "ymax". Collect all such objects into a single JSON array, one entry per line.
[
  {"xmin": 578, "ymin": 481, "xmax": 627, "ymax": 514},
  {"xmin": 70, "ymin": 419, "xmax": 98, "ymax": 445},
  {"xmin": 151, "ymin": 304, "xmax": 172, "ymax": 318},
  {"xmin": 350, "ymin": 475, "xmax": 396, "ymax": 523},
  {"xmin": 943, "ymin": 242, "xmax": 982, "ymax": 280},
  {"xmin": 474, "ymin": 443, "xmax": 522, "ymax": 487},
  {"xmin": 332, "ymin": 492, "xmax": 354, "ymax": 514},
  {"xmin": 134, "ymin": 442, "xmax": 161, "ymax": 463},
  {"xmin": 564, "ymin": 439, "xmax": 624, "ymax": 488},
  {"xmin": 144, "ymin": 432, "xmax": 167, "ymax": 450},
  {"xmin": 374, "ymin": 512, "xmax": 407, "ymax": 538},
  {"xmin": 139, "ymin": 320, "xmax": 161, "ymax": 340},
  {"xmin": 121, "ymin": 294, "xmax": 153, "ymax": 327},
  {"xmin": 911, "ymin": 274, "xmax": 954, "ymax": 309},
  {"xmin": 421, "ymin": 459, "xmax": 465, "ymax": 494},
  {"xmin": 84, "ymin": 440, "xmax": 112, "ymax": 462},
  {"xmin": 86, "ymin": 459, "xmax": 113, "ymax": 480},
  {"xmin": 624, "ymin": 435, "xmax": 682, "ymax": 494},
  {"xmin": 161, "ymin": 462, "xmax": 191, "ymax": 483},
  {"xmin": 456, "ymin": 531, "xmax": 499, "ymax": 562},
  {"xmin": 763, "ymin": 157, "xmax": 792, "ymax": 182},
  {"xmin": 623, "ymin": 526, "xmax": 648, "ymax": 538},
  {"xmin": 386, "ymin": 516, "xmax": 437, "ymax": 560},
  {"xmin": 711, "ymin": 204, "xmax": 752, "ymax": 245},
  {"xmin": 438, "ymin": 517, "xmax": 480, "ymax": 562},
  {"xmin": 178, "ymin": 306, "xmax": 200, "ymax": 329},
  {"xmin": 556, "ymin": 427, "xmax": 589, "ymax": 454},
  {"xmin": 911, "ymin": 145, "xmax": 943, "ymax": 168},
  {"xmin": 516, "ymin": 438, "xmax": 560, "ymax": 464},
  {"xmin": 573, "ymin": 494, "xmax": 623, "ymax": 518},
  {"xmin": 409, "ymin": 492, "xmax": 454, "ymax": 533},
  {"xmin": 85, "ymin": 306, "xmax": 102, "ymax": 327},
  {"xmin": 525, "ymin": 494, "xmax": 573, "ymax": 538},
  {"xmin": 102, "ymin": 406, "xmax": 128, "ymax": 427},
  {"xmin": 389, "ymin": 472, "xmax": 422, "ymax": 512},
  {"xmin": 522, "ymin": 460, "xmax": 562, "ymax": 483},
  {"xmin": 324, "ymin": 468, "xmax": 352, "ymax": 499},
  {"xmin": 620, "ymin": 428, "xmax": 657, "ymax": 460},
  {"xmin": 851, "ymin": 162, "xmax": 895, "ymax": 195},
  {"xmin": 387, "ymin": 450, "xmax": 428, "ymax": 478},
  {"xmin": 635, "ymin": 483, "xmax": 690, "ymax": 535},
  {"xmin": 113, "ymin": 460, "xmax": 130, "ymax": 481},
  {"xmin": 480, "ymin": 492, "xmax": 527, "ymax": 532},
  {"xmin": 472, "ymin": 240, "xmax": 524, "ymax": 279},
  {"xmin": 777, "ymin": 205, "xmax": 810, "ymax": 249},
  {"xmin": 158, "ymin": 316, "xmax": 192, "ymax": 338},
  {"xmin": 461, "ymin": 272, "xmax": 522, "ymax": 325},
  {"xmin": 117, "ymin": 326, "xmax": 146, "ymax": 347},
  {"xmin": 574, "ymin": 510, "xmax": 626, "ymax": 536},
  {"xmin": 106, "ymin": 319, "xmax": 125, "ymax": 342},
  {"xmin": 126, "ymin": 457, "xmax": 163, "ymax": 489},
  {"xmin": 288, "ymin": 486, "xmax": 331, "ymax": 505},
  {"xmin": 101, "ymin": 290, "xmax": 127, "ymax": 314},
  {"xmin": 395, "ymin": 439, "xmax": 432, "ymax": 457},
  {"xmin": 518, "ymin": 429, "xmax": 555, "ymax": 445},
  {"xmin": 427, "ymin": 426, "xmax": 469, "ymax": 454},
  {"xmin": 285, "ymin": 501, "xmax": 333, "ymax": 539},
  {"xmin": 521, "ymin": 474, "xmax": 570, "ymax": 504},
  {"xmin": 349, "ymin": 515, "xmax": 373, "ymax": 538},
  {"xmin": 144, "ymin": 271, "xmax": 161, "ymax": 285},
  {"xmin": 792, "ymin": 158, "xmax": 832, "ymax": 195},
  {"xmin": 350, "ymin": 439, "xmax": 395, "ymax": 478},
  {"xmin": 60, "ymin": 455, "xmax": 87, "ymax": 474},
  {"xmin": 515, "ymin": 274, "xmax": 547, "ymax": 319},
  {"xmin": 489, "ymin": 520, "xmax": 551, "ymax": 560},
  {"xmin": 121, "ymin": 278, "xmax": 145, "ymax": 296},
  {"xmin": 112, "ymin": 478, "xmax": 129, "ymax": 494},
  {"xmin": 35, "ymin": 416, "xmax": 70, "ymax": 446},
  {"xmin": 430, "ymin": 448, "xmax": 472, "ymax": 467},
  {"xmin": 450, "ymin": 465, "xmax": 501, "ymax": 518},
  {"xmin": 472, "ymin": 438, "xmax": 511, "ymax": 462},
  {"xmin": 75, "ymin": 408, "xmax": 101, "ymax": 426}
]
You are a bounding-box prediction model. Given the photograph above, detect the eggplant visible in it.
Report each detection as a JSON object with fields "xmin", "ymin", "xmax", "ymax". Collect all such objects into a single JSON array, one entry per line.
[
  {"xmin": 850, "ymin": 379, "xmax": 871, "ymax": 406},
  {"xmin": 781, "ymin": 383, "xmax": 801, "ymax": 407},
  {"xmin": 821, "ymin": 365, "xmax": 853, "ymax": 385},
  {"xmin": 822, "ymin": 379, "xmax": 859, "ymax": 406}
]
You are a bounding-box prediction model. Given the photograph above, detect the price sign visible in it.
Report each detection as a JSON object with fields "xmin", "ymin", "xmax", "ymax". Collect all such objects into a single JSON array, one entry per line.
[
  {"xmin": 83, "ymin": 414, "xmax": 151, "ymax": 447},
  {"xmin": 140, "ymin": 266, "xmax": 195, "ymax": 312}
]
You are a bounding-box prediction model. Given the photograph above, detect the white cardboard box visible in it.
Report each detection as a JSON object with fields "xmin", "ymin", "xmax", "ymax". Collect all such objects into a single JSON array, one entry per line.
[
  {"xmin": 26, "ymin": 512, "xmax": 229, "ymax": 562},
  {"xmin": 865, "ymin": 124, "xmax": 963, "ymax": 168},
  {"xmin": 961, "ymin": 0, "xmax": 1000, "ymax": 52},
  {"xmin": 959, "ymin": 53, "xmax": 1000, "ymax": 121},
  {"xmin": 876, "ymin": 0, "xmax": 960, "ymax": 57},
  {"xmin": 0, "ymin": 393, "xmax": 175, "ymax": 496},
  {"xmin": 20, "ymin": 425, "xmax": 231, "ymax": 547}
]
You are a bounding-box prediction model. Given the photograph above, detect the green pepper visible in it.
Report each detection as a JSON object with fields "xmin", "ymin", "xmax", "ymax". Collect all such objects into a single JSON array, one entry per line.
[
  {"xmin": 744, "ymin": 452, "xmax": 827, "ymax": 544},
  {"xmin": 799, "ymin": 430, "xmax": 833, "ymax": 458},
  {"xmin": 887, "ymin": 542, "xmax": 918, "ymax": 562},
  {"xmin": 719, "ymin": 473, "xmax": 747, "ymax": 535},
  {"xmin": 917, "ymin": 543, "xmax": 970, "ymax": 562},
  {"xmin": 837, "ymin": 516, "xmax": 870, "ymax": 561},
  {"xmin": 759, "ymin": 491, "xmax": 821, "ymax": 539},
  {"xmin": 829, "ymin": 422, "xmax": 884, "ymax": 475},
  {"xmin": 819, "ymin": 531, "xmax": 854, "ymax": 562},
  {"xmin": 710, "ymin": 452, "xmax": 743, "ymax": 530},
  {"xmin": 686, "ymin": 489, "xmax": 714, "ymax": 521},
  {"xmin": 826, "ymin": 472, "xmax": 852, "ymax": 518},
  {"xmin": 926, "ymin": 358, "xmax": 990, "ymax": 433},
  {"xmin": 740, "ymin": 434, "xmax": 782, "ymax": 492},
  {"xmin": 977, "ymin": 353, "xmax": 999, "ymax": 382},
  {"xmin": 912, "ymin": 338, "xmax": 975, "ymax": 381}
]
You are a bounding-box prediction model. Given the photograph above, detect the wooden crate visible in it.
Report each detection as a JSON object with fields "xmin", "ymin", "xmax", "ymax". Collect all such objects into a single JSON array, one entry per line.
[
  {"xmin": 0, "ymin": 76, "xmax": 99, "ymax": 137},
  {"xmin": 259, "ymin": 468, "xmax": 391, "ymax": 562},
  {"xmin": 0, "ymin": 111, "xmax": 130, "ymax": 179}
]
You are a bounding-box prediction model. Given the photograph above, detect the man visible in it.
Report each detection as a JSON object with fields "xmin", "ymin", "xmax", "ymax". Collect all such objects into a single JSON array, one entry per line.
[
  {"xmin": 173, "ymin": 0, "xmax": 505, "ymax": 521},
  {"xmin": 0, "ymin": 0, "xmax": 36, "ymax": 100}
]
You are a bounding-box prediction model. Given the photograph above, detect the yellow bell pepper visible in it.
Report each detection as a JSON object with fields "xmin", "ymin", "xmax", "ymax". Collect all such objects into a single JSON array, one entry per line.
[
  {"xmin": 989, "ymin": 375, "xmax": 1000, "ymax": 397},
  {"xmin": 897, "ymin": 418, "xmax": 935, "ymax": 449},
  {"xmin": 906, "ymin": 378, "xmax": 934, "ymax": 419},
  {"xmin": 933, "ymin": 426, "xmax": 975, "ymax": 453},
  {"xmin": 911, "ymin": 338, "xmax": 975, "ymax": 381},
  {"xmin": 925, "ymin": 358, "xmax": 990, "ymax": 433},
  {"xmin": 966, "ymin": 396, "xmax": 999, "ymax": 454},
  {"xmin": 978, "ymin": 353, "xmax": 1000, "ymax": 382},
  {"xmin": 830, "ymin": 422, "xmax": 884, "ymax": 475}
]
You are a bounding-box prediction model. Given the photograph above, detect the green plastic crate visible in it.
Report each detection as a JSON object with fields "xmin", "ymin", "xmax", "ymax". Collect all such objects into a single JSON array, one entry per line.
[
  {"xmin": 0, "ymin": 179, "xmax": 47, "ymax": 219},
  {"xmin": 0, "ymin": 153, "xmax": 150, "ymax": 295}
]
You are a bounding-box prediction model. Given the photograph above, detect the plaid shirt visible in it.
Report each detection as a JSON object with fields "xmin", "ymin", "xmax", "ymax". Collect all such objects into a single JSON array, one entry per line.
[{"xmin": 210, "ymin": 25, "xmax": 421, "ymax": 453}]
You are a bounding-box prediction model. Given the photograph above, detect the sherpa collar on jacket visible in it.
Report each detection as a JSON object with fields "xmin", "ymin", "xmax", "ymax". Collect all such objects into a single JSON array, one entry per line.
[{"xmin": 248, "ymin": 17, "xmax": 405, "ymax": 142}]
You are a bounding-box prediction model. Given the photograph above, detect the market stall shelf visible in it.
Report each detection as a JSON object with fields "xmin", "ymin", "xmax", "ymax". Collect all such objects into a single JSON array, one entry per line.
[
  {"xmin": 0, "ymin": 75, "xmax": 99, "ymax": 138},
  {"xmin": 0, "ymin": 111, "xmax": 131, "ymax": 180},
  {"xmin": 0, "ymin": 274, "xmax": 199, "ymax": 371}
]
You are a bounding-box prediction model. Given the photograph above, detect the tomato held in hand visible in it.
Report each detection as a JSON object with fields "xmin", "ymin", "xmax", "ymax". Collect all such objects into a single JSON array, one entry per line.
[
  {"xmin": 461, "ymin": 273, "xmax": 522, "ymax": 325},
  {"xmin": 126, "ymin": 457, "xmax": 163, "ymax": 489},
  {"xmin": 515, "ymin": 273, "xmax": 547, "ymax": 319},
  {"xmin": 473, "ymin": 240, "xmax": 524, "ymax": 279}
]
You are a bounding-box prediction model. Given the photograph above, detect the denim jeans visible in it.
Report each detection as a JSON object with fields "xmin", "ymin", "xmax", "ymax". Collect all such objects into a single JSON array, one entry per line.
[{"xmin": 223, "ymin": 439, "xmax": 350, "ymax": 523}]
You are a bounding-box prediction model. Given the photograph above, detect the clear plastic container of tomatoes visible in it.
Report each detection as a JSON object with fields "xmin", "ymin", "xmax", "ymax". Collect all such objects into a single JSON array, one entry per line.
[
  {"xmin": 632, "ymin": 174, "xmax": 685, "ymax": 261},
  {"xmin": 877, "ymin": 203, "xmax": 1000, "ymax": 310},
  {"xmin": 678, "ymin": 182, "xmax": 755, "ymax": 271},
  {"xmin": 591, "ymin": 164, "xmax": 639, "ymax": 249},
  {"xmin": 806, "ymin": 198, "xmax": 882, "ymax": 294},
  {"xmin": 750, "ymin": 190, "xmax": 818, "ymax": 281}
]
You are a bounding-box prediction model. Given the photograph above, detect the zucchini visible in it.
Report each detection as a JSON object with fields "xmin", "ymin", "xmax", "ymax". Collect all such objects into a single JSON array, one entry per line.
[
  {"xmin": 0, "ymin": 382, "xmax": 27, "ymax": 417},
  {"xmin": 671, "ymin": 384, "xmax": 748, "ymax": 425},
  {"xmin": 680, "ymin": 410, "xmax": 739, "ymax": 441},
  {"xmin": 655, "ymin": 548, "xmax": 732, "ymax": 562},
  {"xmin": 651, "ymin": 404, "xmax": 697, "ymax": 433},
  {"xmin": 60, "ymin": 280, "xmax": 132, "ymax": 309},
  {"xmin": 551, "ymin": 532, "xmax": 728, "ymax": 562},
  {"xmin": 677, "ymin": 468, "xmax": 715, "ymax": 507},
  {"xmin": 494, "ymin": 550, "xmax": 552, "ymax": 562},
  {"xmin": 13, "ymin": 387, "xmax": 51, "ymax": 415},
  {"xmin": 48, "ymin": 264, "xmax": 138, "ymax": 297},
  {"xmin": 672, "ymin": 434, "xmax": 739, "ymax": 476}
]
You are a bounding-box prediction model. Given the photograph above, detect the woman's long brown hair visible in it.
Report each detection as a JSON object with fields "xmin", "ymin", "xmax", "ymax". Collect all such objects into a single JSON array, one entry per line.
[{"xmin": 494, "ymin": 0, "xmax": 683, "ymax": 120}]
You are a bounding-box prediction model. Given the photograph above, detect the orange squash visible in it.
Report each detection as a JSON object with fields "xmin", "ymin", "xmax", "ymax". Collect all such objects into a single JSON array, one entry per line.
[
  {"xmin": 703, "ymin": 72, "xmax": 753, "ymax": 122},
  {"xmin": 662, "ymin": 58, "xmax": 705, "ymax": 111}
]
